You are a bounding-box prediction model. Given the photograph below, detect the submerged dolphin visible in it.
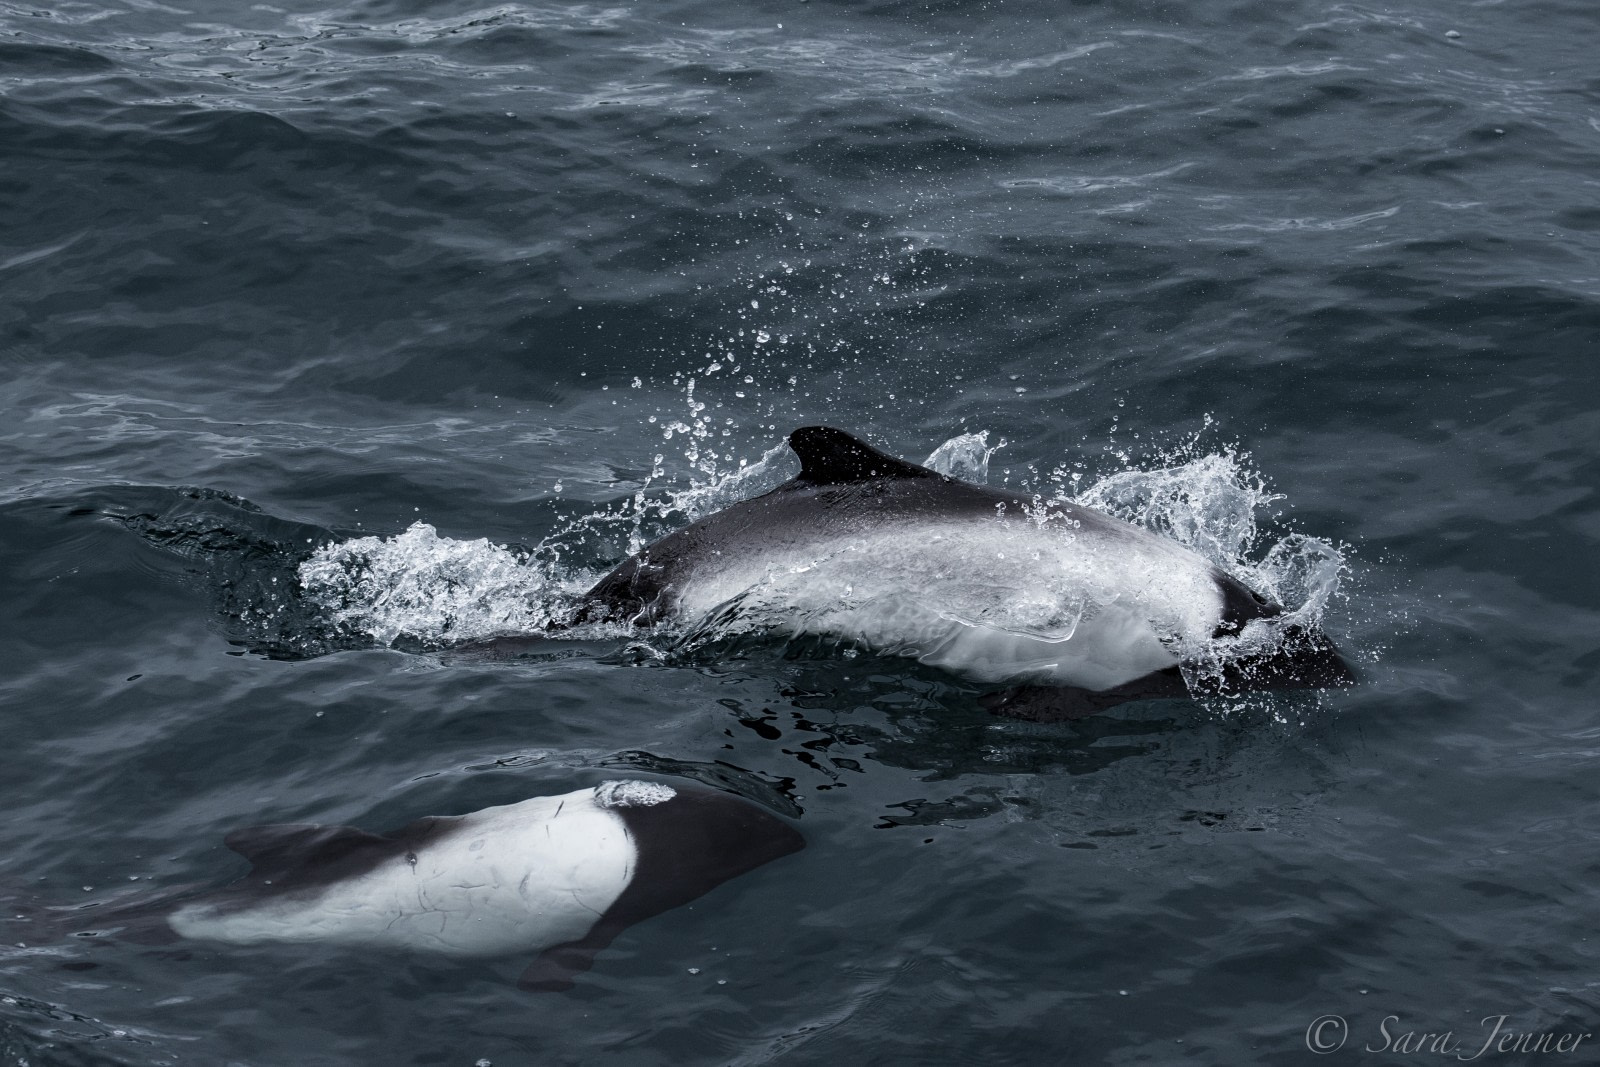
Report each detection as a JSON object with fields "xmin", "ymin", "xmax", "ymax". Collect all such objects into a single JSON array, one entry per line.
[
  {"xmin": 576, "ymin": 426, "xmax": 1353, "ymax": 719},
  {"xmin": 44, "ymin": 781, "xmax": 802, "ymax": 991}
]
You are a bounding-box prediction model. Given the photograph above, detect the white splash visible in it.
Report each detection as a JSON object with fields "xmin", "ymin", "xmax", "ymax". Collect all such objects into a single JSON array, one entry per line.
[
  {"xmin": 671, "ymin": 440, "xmax": 794, "ymax": 522},
  {"xmin": 1073, "ymin": 451, "xmax": 1273, "ymax": 568},
  {"xmin": 298, "ymin": 522, "xmax": 563, "ymax": 646},
  {"xmin": 923, "ymin": 431, "xmax": 1002, "ymax": 482},
  {"xmin": 1069, "ymin": 450, "xmax": 1343, "ymax": 624},
  {"xmin": 593, "ymin": 780, "xmax": 677, "ymax": 809}
]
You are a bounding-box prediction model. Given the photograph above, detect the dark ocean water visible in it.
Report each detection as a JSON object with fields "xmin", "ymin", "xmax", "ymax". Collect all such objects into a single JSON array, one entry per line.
[{"xmin": 4, "ymin": 0, "xmax": 1600, "ymax": 1063}]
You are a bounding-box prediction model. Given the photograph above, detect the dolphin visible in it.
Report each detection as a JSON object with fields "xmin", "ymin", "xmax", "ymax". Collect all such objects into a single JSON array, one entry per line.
[
  {"xmin": 575, "ymin": 426, "xmax": 1353, "ymax": 719},
  {"xmin": 38, "ymin": 781, "xmax": 802, "ymax": 991}
]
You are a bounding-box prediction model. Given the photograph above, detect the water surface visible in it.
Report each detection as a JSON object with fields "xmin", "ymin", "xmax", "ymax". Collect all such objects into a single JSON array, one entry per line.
[{"xmin": 3, "ymin": 0, "xmax": 1599, "ymax": 1062}]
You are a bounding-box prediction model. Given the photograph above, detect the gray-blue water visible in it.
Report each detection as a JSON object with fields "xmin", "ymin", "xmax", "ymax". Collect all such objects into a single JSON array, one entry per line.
[{"xmin": 3, "ymin": 0, "xmax": 1599, "ymax": 1063}]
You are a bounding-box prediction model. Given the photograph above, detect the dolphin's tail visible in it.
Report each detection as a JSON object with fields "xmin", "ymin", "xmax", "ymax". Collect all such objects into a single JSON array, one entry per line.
[{"xmin": 0, "ymin": 883, "xmax": 190, "ymax": 951}]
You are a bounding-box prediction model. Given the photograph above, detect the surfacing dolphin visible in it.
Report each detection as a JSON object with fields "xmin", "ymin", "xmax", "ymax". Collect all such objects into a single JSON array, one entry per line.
[
  {"xmin": 572, "ymin": 426, "xmax": 1353, "ymax": 720},
  {"xmin": 31, "ymin": 781, "xmax": 802, "ymax": 992}
]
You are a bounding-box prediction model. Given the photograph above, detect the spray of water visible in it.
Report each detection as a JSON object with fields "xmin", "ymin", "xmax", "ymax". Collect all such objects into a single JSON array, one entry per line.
[
  {"xmin": 1067, "ymin": 450, "xmax": 1347, "ymax": 692},
  {"xmin": 923, "ymin": 431, "xmax": 1002, "ymax": 483},
  {"xmin": 298, "ymin": 523, "xmax": 580, "ymax": 648}
]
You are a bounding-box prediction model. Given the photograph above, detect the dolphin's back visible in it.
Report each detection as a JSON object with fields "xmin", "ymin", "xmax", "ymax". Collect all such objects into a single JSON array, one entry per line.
[{"xmin": 589, "ymin": 427, "xmax": 1224, "ymax": 616}]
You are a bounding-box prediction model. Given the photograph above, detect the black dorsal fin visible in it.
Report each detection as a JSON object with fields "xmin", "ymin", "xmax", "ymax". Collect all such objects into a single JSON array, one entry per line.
[{"xmin": 787, "ymin": 427, "xmax": 939, "ymax": 486}]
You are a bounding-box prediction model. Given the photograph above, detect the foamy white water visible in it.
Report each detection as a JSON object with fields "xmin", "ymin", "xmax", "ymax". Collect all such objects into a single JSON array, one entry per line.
[{"xmin": 298, "ymin": 522, "xmax": 566, "ymax": 647}]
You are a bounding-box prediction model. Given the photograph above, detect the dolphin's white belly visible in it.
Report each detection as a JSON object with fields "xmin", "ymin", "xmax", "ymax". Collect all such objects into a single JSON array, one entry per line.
[
  {"xmin": 816, "ymin": 594, "xmax": 1183, "ymax": 691},
  {"xmin": 670, "ymin": 518, "xmax": 1226, "ymax": 691},
  {"xmin": 168, "ymin": 792, "xmax": 636, "ymax": 956}
]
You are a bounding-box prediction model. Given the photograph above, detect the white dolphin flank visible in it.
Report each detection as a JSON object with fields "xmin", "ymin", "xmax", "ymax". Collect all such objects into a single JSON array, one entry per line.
[{"xmin": 168, "ymin": 789, "xmax": 636, "ymax": 956}]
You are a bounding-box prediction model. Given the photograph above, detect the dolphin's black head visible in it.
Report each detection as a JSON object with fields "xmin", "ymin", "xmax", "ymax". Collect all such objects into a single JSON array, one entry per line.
[
  {"xmin": 788, "ymin": 426, "xmax": 940, "ymax": 486},
  {"xmin": 606, "ymin": 783, "xmax": 805, "ymax": 915},
  {"xmin": 518, "ymin": 783, "xmax": 804, "ymax": 991}
]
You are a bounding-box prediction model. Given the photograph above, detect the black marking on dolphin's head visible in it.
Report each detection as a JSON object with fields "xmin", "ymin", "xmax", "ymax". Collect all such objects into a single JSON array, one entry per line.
[
  {"xmin": 787, "ymin": 426, "xmax": 942, "ymax": 486},
  {"xmin": 518, "ymin": 783, "xmax": 804, "ymax": 992},
  {"xmin": 605, "ymin": 783, "xmax": 805, "ymax": 913},
  {"xmin": 1206, "ymin": 572, "xmax": 1356, "ymax": 690},
  {"xmin": 1213, "ymin": 571, "xmax": 1281, "ymax": 636}
]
